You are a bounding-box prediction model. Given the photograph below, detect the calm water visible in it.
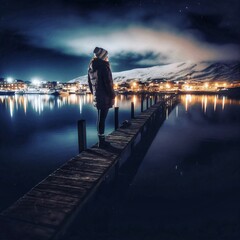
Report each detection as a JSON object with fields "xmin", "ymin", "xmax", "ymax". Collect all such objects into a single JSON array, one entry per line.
[
  {"xmin": 0, "ymin": 94, "xmax": 142, "ymax": 211},
  {"xmin": 1, "ymin": 94, "xmax": 240, "ymax": 239},
  {"xmin": 67, "ymin": 94, "xmax": 240, "ymax": 240}
]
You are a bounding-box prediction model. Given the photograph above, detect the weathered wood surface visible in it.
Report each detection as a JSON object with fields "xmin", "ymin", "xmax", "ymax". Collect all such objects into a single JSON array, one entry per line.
[{"xmin": 0, "ymin": 94, "xmax": 178, "ymax": 240}]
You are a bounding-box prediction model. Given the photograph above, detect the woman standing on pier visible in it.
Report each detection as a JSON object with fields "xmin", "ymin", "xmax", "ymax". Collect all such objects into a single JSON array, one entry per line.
[{"xmin": 88, "ymin": 47, "xmax": 115, "ymax": 148}]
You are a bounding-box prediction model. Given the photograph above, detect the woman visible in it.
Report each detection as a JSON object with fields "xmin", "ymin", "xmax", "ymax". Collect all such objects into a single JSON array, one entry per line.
[{"xmin": 88, "ymin": 47, "xmax": 115, "ymax": 148}]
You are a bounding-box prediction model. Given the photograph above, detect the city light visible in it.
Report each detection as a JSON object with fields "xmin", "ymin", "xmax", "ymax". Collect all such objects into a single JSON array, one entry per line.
[
  {"xmin": 114, "ymin": 83, "xmax": 118, "ymax": 90},
  {"xmin": 32, "ymin": 78, "xmax": 41, "ymax": 86},
  {"xmin": 166, "ymin": 83, "xmax": 170, "ymax": 89},
  {"xmin": 7, "ymin": 77, "xmax": 13, "ymax": 83},
  {"xmin": 1, "ymin": 75, "xmax": 240, "ymax": 95}
]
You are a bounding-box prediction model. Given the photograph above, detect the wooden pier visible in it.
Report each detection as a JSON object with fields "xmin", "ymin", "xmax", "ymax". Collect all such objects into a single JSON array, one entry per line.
[{"xmin": 0, "ymin": 94, "xmax": 179, "ymax": 240}]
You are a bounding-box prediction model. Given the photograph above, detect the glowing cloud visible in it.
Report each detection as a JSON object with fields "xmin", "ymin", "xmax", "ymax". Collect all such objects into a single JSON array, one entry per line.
[{"xmin": 26, "ymin": 25, "xmax": 240, "ymax": 64}]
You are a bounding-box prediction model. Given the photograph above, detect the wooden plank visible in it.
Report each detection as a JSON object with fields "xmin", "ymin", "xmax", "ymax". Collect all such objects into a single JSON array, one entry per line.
[
  {"xmin": 116, "ymin": 130, "xmax": 139, "ymax": 137},
  {"xmin": 113, "ymin": 130, "xmax": 136, "ymax": 137},
  {"xmin": 109, "ymin": 142, "xmax": 128, "ymax": 148},
  {"xmin": 2, "ymin": 196, "xmax": 74, "ymax": 227},
  {"xmin": 0, "ymin": 217, "xmax": 55, "ymax": 240},
  {"xmin": 110, "ymin": 128, "xmax": 133, "ymax": 136},
  {"xmin": 125, "ymin": 125, "xmax": 142, "ymax": 131},
  {"xmin": 73, "ymin": 154, "xmax": 112, "ymax": 163},
  {"xmin": 130, "ymin": 119, "xmax": 146, "ymax": 123},
  {"xmin": 65, "ymin": 159, "xmax": 109, "ymax": 170},
  {"xmin": 73, "ymin": 154, "xmax": 114, "ymax": 166},
  {"xmin": 106, "ymin": 141, "xmax": 129, "ymax": 150},
  {"xmin": 61, "ymin": 163, "xmax": 108, "ymax": 175},
  {"xmin": 107, "ymin": 135, "xmax": 130, "ymax": 142},
  {"xmin": 35, "ymin": 182, "xmax": 88, "ymax": 198},
  {"xmin": 109, "ymin": 133, "xmax": 133, "ymax": 140},
  {"xmin": 42, "ymin": 176, "xmax": 94, "ymax": 191},
  {"xmin": 106, "ymin": 139, "xmax": 130, "ymax": 146},
  {"xmin": 72, "ymin": 158, "xmax": 112, "ymax": 167},
  {"xmin": 27, "ymin": 189, "xmax": 81, "ymax": 205},
  {"xmin": 87, "ymin": 146, "xmax": 119, "ymax": 156},
  {"xmin": 50, "ymin": 169, "xmax": 100, "ymax": 182},
  {"xmin": 88, "ymin": 148, "xmax": 119, "ymax": 160}
]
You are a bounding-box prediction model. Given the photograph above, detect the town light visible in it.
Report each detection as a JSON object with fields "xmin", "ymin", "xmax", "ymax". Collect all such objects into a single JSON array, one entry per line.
[
  {"xmin": 166, "ymin": 83, "xmax": 170, "ymax": 89},
  {"xmin": 7, "ymin": 77, "xmax": 13, "ymax": 83},
  {"xmin": 184, "ymin": 85, "xmax": 192, "ymax": 91},
  {"xmin": 32, "ymin": 78, "xmax": 41, "ymax": 86},
  {"xmin": 114, "ymin": 83, "xmax": 118, "ymax": 90}
]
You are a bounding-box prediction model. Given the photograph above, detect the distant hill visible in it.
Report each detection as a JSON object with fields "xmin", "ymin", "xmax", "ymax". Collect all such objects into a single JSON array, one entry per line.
[{"xmin": 69, "ymin": 61, "xmax": 240, "ymax": 84}]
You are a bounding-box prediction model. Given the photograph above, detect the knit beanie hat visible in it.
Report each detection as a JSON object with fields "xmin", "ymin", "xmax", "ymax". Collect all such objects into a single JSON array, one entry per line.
[{"xmin": 93, "ymin": 47, "xmax": 108, "ymax": 60}]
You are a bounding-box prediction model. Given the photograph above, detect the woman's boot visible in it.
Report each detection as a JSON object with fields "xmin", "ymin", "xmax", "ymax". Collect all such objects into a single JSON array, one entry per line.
[{"xmin": 98, "ymin": 134, "xmax": 111, "ymax": 148}]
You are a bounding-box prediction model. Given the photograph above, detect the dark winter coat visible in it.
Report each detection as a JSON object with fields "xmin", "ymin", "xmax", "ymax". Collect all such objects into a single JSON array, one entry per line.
[{"xmin": 88, "ymin": 58, "xmax": 115, "ymax": 109}]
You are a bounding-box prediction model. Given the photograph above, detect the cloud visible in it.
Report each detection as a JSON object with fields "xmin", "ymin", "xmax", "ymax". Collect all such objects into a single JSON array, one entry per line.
[
  {"xmin": 24, "ymin": 24, "xmax": 240, "ymax": 64},
  {"xmin": 1, "ymin": 2, "xmax": 240, "ymax": 67}
]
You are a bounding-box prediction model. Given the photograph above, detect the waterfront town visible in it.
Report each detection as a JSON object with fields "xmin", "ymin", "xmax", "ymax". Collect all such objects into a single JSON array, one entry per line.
[{"xmin": 0, "ymin": 76, "xmax": 240, "ymax": 95}]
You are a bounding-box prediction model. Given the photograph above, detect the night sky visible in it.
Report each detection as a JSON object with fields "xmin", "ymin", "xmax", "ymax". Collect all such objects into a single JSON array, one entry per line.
[{"xmin": 0, "ymin": 0, "xmax": 239, "ymax": 82}]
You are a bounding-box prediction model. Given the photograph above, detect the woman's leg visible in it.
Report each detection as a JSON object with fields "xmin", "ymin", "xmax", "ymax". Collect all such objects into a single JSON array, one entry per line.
[
  {"xmin": 97, "ymin": 108, "xmax": 110, "ymax": 148},
  {"xmin": 97, "ymin": 108, "xmax": 109, "ymax": 135}
]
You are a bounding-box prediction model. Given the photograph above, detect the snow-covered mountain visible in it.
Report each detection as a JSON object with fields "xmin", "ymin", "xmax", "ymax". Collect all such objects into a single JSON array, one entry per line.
[{"xmin": 69, "ymin": 61, "xmax": 240, "ymax": 84}]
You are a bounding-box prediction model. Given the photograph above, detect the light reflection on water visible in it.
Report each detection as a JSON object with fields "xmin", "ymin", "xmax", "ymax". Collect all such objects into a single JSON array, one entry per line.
[
  {"xmin": 1, "ymin": 94, "xmax": 239, "ymax": 119},
  {"xmin": 0, "ymin": 94, "xmax": 93, "ymax": 117},
  {"xmin": 0, "ymin": 94, "xmax": 145, "ymax": 118},
  {"xmin": 0, "ymin": 94, "xmax": 144, "ymax": 152},
  {"xmin": 181, "ymin": 94, "xmax": 240, "ymax": 113}
]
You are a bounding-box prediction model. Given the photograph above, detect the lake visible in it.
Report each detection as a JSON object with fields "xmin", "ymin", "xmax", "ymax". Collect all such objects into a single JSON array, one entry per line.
[{"xmin": 0, "ymin": 94, "xmax": 240, "ymax": 240}]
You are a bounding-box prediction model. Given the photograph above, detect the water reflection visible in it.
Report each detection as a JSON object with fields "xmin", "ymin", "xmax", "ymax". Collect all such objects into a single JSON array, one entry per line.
[
  {"xmin": 222, "ymin": 96, "xmax": 225, "ymax": 110},
  {"xmin": 0, "ymin": 94, "xmax": 144, "ymax": 118},
  {"xmin": 1, "ymin": 94, "xmax": 240, "ymax": 119},
  {"xmin": 181, "ymin": 94, "xmax": 240, "ymax": 113}
]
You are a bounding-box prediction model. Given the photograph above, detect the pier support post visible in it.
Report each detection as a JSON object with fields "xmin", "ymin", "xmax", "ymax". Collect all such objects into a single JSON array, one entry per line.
[
  {"xmin": 131, "ymin": 102, "xmax": 135, "ymax": 119},
  {"xmin": 150, "ymin": 96, "xmax": 153, "ymax": 106},
  {"xmin": 146, "ymin": 97, "xmax": 149, "ymax": 109},
  {"xmin": 114, "ymin": 107, "xmax": 119, "ymax": 130},
  {"xmin": 141, "ymin": 97, "xmax": 144, "ymax": 112},
  {"xmin": 78, "ymin": 120, "xmax": 87, "ymax": 153},
  {"xmin": 154, "ymin": 94, "xmax": 157, "ymax": 104}
]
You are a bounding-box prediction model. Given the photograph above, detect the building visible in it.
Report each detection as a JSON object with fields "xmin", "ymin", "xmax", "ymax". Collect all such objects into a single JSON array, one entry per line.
[
  {"xmin": 41, "ymin": 81, "xmax": 58, "ymax": 89},
  {"xmin": 0, "ymin": 78, "xmax": 26, "ymax": 90}
]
